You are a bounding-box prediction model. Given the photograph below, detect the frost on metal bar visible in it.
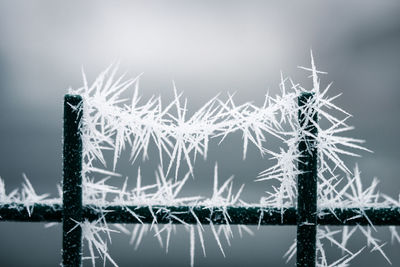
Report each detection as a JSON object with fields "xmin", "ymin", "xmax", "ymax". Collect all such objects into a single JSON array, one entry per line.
[
  {"xmin": 1, "ymin": 203, "xmax": 400, "ymax": 225},
  {"xmin": 296, "ymin": 92, "xmax": 318, "ymax": 267},
  {"xmin": 1, "ymin": 53, "xmax": 400, "ymax": 267},
  {"xmin": 63, "ymin": 94, "xmax": 83, "ymax": 267}
]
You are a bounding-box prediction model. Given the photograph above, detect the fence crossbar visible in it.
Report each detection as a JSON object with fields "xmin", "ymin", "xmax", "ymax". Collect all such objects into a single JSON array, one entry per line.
[{"xmin": 1, "ymin": 204, "xmax": 399, "ymax": 226}]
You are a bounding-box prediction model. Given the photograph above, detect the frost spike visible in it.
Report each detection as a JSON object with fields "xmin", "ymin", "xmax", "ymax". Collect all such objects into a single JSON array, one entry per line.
[{"xmin": 190, "ymin": 225, "xmax": 195, "ymax": 267}]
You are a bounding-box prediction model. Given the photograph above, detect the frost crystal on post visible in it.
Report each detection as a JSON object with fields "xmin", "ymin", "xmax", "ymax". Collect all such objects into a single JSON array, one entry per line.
[{"xmin": 0, "ymin": 53, "xmax": 399, "ymax": 267}]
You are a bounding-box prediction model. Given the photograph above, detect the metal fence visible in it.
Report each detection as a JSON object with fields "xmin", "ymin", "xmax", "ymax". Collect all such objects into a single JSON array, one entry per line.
[{"xmin": 0, "ymin": 93, "xmax": 399, "ymax": 267}]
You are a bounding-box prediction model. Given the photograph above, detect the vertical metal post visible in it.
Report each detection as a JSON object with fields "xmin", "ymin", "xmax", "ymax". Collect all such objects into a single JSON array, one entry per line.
[
  {"xmin": 296, "ymin": 92, "xmax": 318, "ymax": 267},
  {"xmin": 63, "ymin": 94, "xmax": 83, "ymax": 267}
]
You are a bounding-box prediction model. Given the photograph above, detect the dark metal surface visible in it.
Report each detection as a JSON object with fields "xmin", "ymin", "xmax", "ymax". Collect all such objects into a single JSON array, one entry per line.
[
  {"xmin": 296, "ymin": 92, "xmax": 318, "ymax": 267},
  {"xmin": 62, "ymin": 95, "xmax": 83, "ymax": 267},
  {"xmin": 1, "ymin": 204, "xmax": 399, "ymax": 226}
]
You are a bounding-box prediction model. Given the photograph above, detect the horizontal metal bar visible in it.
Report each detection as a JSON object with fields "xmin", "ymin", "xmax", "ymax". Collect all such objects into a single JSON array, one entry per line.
[
  {"xmin": 0, "ymin": 203, "xmax": 63, "ymax": 222},
  {"xmin": 0, "ymin": 204, "xmax": 399, "ymax": 226}
]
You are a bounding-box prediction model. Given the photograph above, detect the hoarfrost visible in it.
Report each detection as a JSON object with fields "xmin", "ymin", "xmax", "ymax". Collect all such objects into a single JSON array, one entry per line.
[{"xmin": 0, "ymin": 53, "xmax": 398, "ymax": 266}]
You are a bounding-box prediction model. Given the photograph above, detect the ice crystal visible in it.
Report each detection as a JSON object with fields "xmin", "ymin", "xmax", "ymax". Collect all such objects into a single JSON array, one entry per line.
[{"xmin": 1, "ymin": 52, "xmax": 399, "ymax": 266}]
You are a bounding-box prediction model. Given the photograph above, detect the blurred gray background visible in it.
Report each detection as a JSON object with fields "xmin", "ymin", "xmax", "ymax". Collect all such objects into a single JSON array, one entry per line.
[{"xmin": 0, "ymin": 1, "xmax": 400, "ymax": 266}]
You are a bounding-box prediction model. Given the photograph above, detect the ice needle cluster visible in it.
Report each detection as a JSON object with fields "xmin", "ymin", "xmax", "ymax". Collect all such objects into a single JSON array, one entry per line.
[{"xmin": 1, "ymin": 53, "xmax": 399, "ymax": 266}]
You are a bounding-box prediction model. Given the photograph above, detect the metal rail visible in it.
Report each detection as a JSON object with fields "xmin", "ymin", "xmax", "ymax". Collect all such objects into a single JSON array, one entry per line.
[{"xmin": 1, "ymin": 204, "xmax": 399, "ymax": 226}]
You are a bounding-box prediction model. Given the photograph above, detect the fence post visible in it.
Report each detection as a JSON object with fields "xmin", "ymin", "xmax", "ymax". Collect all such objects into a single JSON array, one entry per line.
[
  {"xmin": 63, "ymin": 94, "xmax": 83, "ymax": 267},
  {"xmin": 297, "ymin": 92, "xmax": 318, "ymax": 267}
]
